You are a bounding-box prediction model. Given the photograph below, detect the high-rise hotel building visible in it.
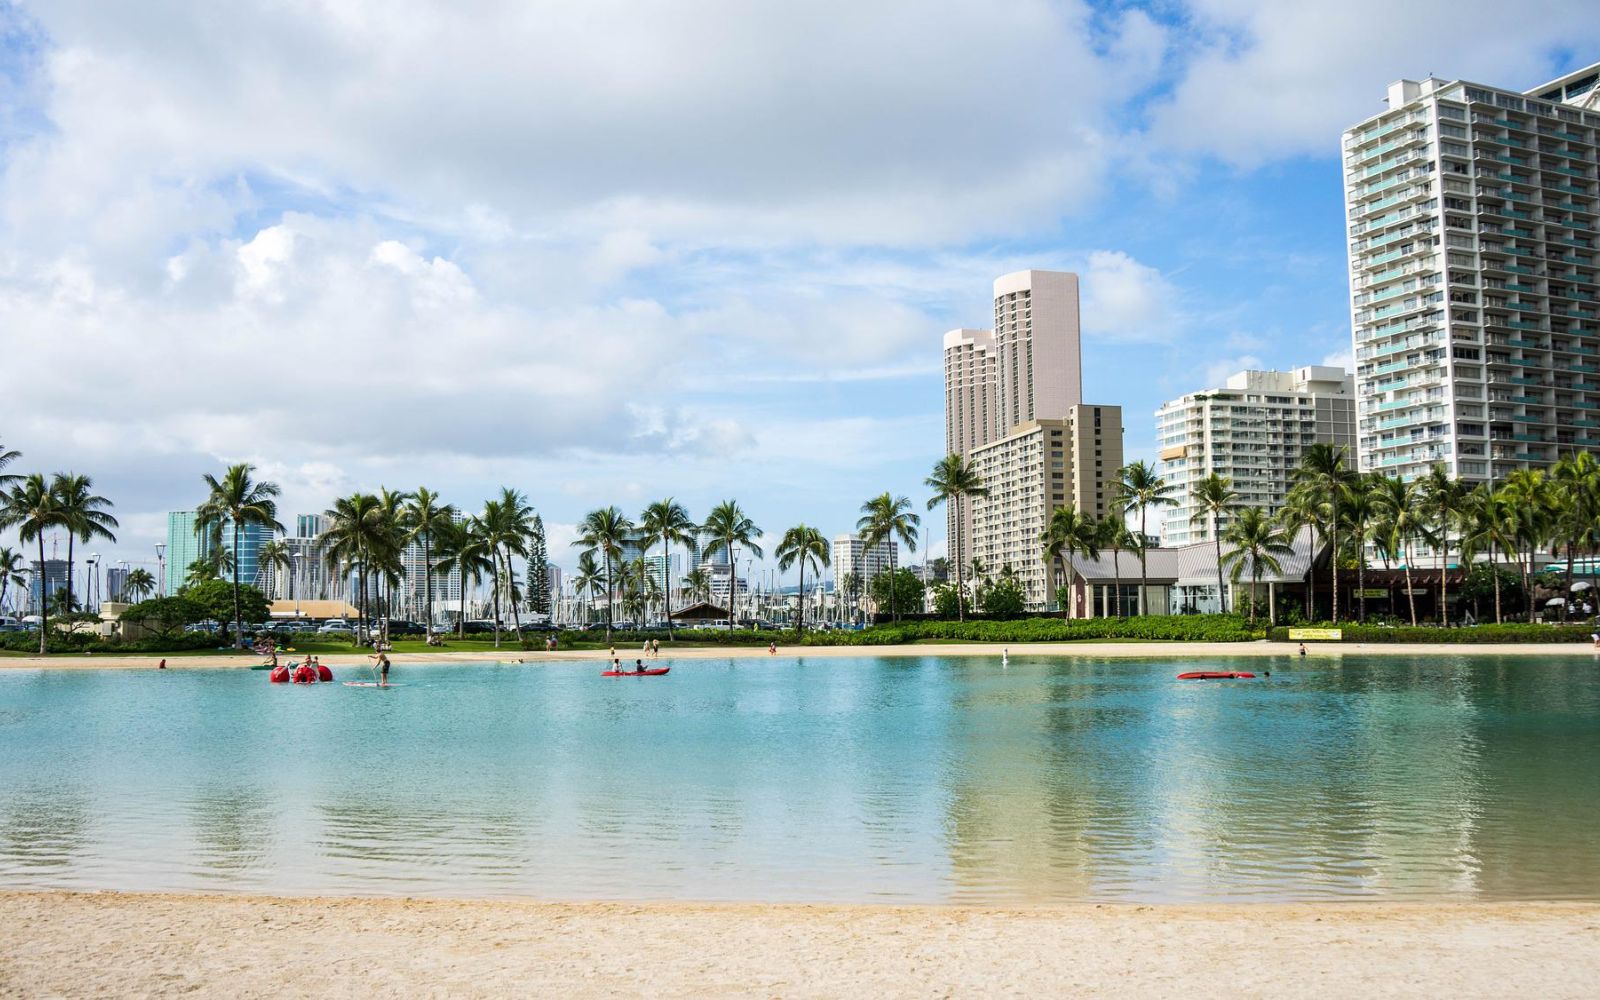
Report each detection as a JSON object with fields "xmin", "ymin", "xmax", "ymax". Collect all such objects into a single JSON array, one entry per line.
[
  {"xmin": 1345, "ymin": 64, "xmax": 1600, "ymax": 483},
  {"xmin": 942, "ymin": 269, "xmax": 1120, "ymax": 610}
]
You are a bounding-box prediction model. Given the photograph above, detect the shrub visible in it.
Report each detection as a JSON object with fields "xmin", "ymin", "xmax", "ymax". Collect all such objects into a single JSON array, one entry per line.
[{"xmin": 1267, "ymin": 623, "xmax": 1594, "ymax": 644}]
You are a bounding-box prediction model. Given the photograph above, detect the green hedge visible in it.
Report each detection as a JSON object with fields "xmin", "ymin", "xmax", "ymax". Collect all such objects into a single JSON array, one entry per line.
[
  {"xmin": 584, "ymin": 615, "xmax": 1264, "ymax": 648},
  {"xmin": 1268, "ymin": 623, "xmax": 1595, "ymax": 644},
  {"xmin": 0, "ymin": 631, "xmax": 233, "ymax": 654}
]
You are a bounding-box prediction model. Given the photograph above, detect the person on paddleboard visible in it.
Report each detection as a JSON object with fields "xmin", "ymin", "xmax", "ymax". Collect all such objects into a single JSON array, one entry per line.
[{"xmin": 368, "ymin": 652, "xmax": 391, "ymax": 686}]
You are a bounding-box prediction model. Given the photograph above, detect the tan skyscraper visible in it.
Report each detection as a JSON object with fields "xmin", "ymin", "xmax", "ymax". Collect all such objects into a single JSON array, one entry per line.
[
  {"xmin": 943, "ymin": 328, "xmax": 999, "ymax": 458},
  {"xmin": 993, "ymin": 270, "xmax": 1084, "ymax": 432}
]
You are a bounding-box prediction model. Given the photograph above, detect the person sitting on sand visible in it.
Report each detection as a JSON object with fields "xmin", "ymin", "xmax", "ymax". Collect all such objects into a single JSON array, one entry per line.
[{"xmin": 768, "ymin": 641, "xmax": 777, "ymax": 655}]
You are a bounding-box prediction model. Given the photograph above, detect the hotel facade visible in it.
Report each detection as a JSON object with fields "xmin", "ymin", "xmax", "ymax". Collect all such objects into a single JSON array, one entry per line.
[{"xmin": 1344, "ymin": 64, "xmax": 1600, "ymax": 483}]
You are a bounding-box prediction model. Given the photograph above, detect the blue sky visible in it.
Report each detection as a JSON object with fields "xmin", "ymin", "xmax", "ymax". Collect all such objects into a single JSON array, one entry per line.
[{"xmin": 2, "ymin": 1, "xmax": 1598, "ymax": 581}]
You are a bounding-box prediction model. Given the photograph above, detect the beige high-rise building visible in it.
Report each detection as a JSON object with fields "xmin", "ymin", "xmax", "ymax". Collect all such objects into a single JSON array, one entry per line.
[
  {"xmin": 943, "ymin": 328, "xmax": 998, "ymax": 457},
  {"xmin": 993, "ymin": 270, "xmax": 1084, "ymax": 433},
  {"xmin": 968, "ymin": 404, "xmax": 1124, "ymax": 612}
]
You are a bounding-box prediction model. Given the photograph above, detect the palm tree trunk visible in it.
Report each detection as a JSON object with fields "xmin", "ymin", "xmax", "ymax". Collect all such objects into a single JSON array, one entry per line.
[
  {"xmin": 1330, "ymin": 516, "xmax": 1340, "ymax": 624},
  {"xmin": 1357, "ymin": 544, "xmax": 1367, "ymax": 623},
  {"xmin": 65, "ymin": 535, "xmax": 75, "ymax": 616},
  {"xmin": 491, "ymin": 558, "xmax": 501, "ymax": 648},
  {"xmin": 663, "ymin": 535, "xmax": 677, "ymax": 640},
  {"xmin": 1254, "ymin": 567, "xmax": 1263, "ymax": 625},
  {"xmin": 1139, "ymin": 507, "xmax": 1149, "ymax": 616},
  {"xmin": 1213, "ymin": 516, "xmax": 1226, "ymax": 614},
  {"xmin": 1111, "ymin": 547, "xmax": 1123, "ymax": 618},
  {"xmin": 1306, "ymin": 531, "xmax": 1318, "ymax": 621},
  {"xmin": 458, "ymin": 561, "xmax": 468, "ymax": 639},
  {"xmin": 506, "ymin": 549, "xmax": 524, "ymax": 643},
  {"xmin": 955, "ymin": 496, "xmax": 966, "ymax": 622},
  {"xmin": 1066, "ymin": 553, "xmax": 1077, "ymax": 618},
  {"xmin": 1403, "ymin": 542, "xmax": 1417, "ymax": 627},
  {"xmin": 37, "ymin": 534, "xmax": 48, "ymax": 655},
  {"xmin": 1492, "ymin": 549, "xmax": 1503, "ymax": 624},
  {"xmin": 1521, "ymin": 540, "xmax": 1534, "ymax": 622},
  {"xmin": 1440, "ymin": 531, "xmax": 1451, "ymax": 626},
  {"xmin": 797, "ymin": 560, "xmax": 806, "ymax": 636},
  {"xmin": 604, "ymin": 554, "xmax": 614, "ymax": 644},
  {"xmin": 423, "ymin": 534, "xmax": 432, "ymax": 632},
  {"xmin": 232, "ymin": 521, "xmax": 243, "ymax": 647}
]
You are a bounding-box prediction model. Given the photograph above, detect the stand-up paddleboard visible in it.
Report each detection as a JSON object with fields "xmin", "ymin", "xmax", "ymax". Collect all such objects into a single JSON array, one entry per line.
[
  {"xmin": 1177, "ymin": 671, "xmax": 1255, "ymax": 680},
  {"xmin": 343, "ymin": 682, "xmax": 402, "ymax": 687},
  {"xmin": 601, "ymin": 667, "xmax": 670, "ymax": 677}
]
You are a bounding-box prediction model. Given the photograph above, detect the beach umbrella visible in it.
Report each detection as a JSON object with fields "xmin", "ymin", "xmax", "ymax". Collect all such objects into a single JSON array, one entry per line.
[{"xmin": 1572, "ymin": 582, "xmax": 1593, "ymax": 592}]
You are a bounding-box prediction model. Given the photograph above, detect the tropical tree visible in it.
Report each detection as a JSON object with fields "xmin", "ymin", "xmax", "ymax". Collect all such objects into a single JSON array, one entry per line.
[
  {"xmin": 1339, "ymin": 478, "xmax": 1380, "ymax": 622},
  {"xmin": 576, "ymin": 506, "xmax": 634, "ymax": 642},
  {"xmin": 432, "ymin": 517, "xmax": 493, "ymax": 637},
  {"xmin": 1042, "ymin": 506, "xmax": 1098, "ymax": 619},
  {"xmin": 478, "ymin": 488, "xmax": 535, "ymax": 644},
  {"xmin": 122, "ymin": 567, "xmax": 157, "ymax": 603},
  {"xmin": 1276, "ymin": 485, "xmax": 1329, "ymax": 621},
  {"xmin": 1498, "ymin": 469, "xmax": 1555, "ymax": 621},
  {"xmin": 925, "ymin": 453, "xmax": 988, "ymax": 622},
  {"xmin": 255, "ymin": 538, "xmax": 293, "ymax": 599},
  {"xmin": 701, "ymin": 500, "xmax": 763, "ymax": 627},
  {"xmin": 1551, "ymin": 452, "xmax": 1600, "ymax": 614},
  {"xmin": 840, "ymin": 570, "xmax": 863, "ymax": 625},
  {"xmin": 0, "ymin": 475, "xmax": 62, "ymax": 653},
  {"xmin": 775, "ymin": 524, "xmax": 830, "ymax": 635},
  {"xmin": 402, "ymin": 487, "xmax": 456, "ymax": 631},
  {"xmin": 1114, "ymin": 462, "xmax": 1177, "ymax": 618},
  {"xmin": 1418, "ymin": 465, "xmax": 1470, "ymax": 625},
  {"xmin": 856, "ymin": 492, "xmax": 918, "ymax": 622},
  {"xmin": 1371, "ymin": 475, "xmax": 1434, "ymax": 627},
  {"xmin": 1459, "ymin": 484, "xmax": 1518, "ymax": 624},
  {"xmin": 1189, "ymin": 474, "xmax": 1239, "ymax": 614},
  {"xmin": 50, "ymin": 473, "xmax": 118, "ymax": 616},
  {"xmin": 0, "ymin": 442, "xmax": 20, "ymax": 489},
  {"xmin": 1292, "ymin": 443, "xmax": 1357, "ymax": 622},
  {"xmin": 322, "ymin": 492, "xmax": 386, "ymax": 644},
  {"xmin": 574, "ymin": 549, "xmax": 605, "ymax": 624},
  {"xmin": 640, "ymin": 498, "xmax": 696, "ymax": 638},
  {"xmin": 369, "ymin": 487, "xmax": 414, "ymax": 643},
  {"xmin": 0, "ymin": 547, "xmax": 28, "ymax": 615},
  {"xmin": 1096, "ymin": 513, "xmax": 1132, "ymax": 617},
  {"xmin": 197, "ymin": 464, "xmax": 283, "ymax": 646},
  {"xmin": 1221, "ymin": 507, "xmax": 1294, "ymax": 625},
  {"xmin": 681, "ymin": 566, "xmax": 712, "ymax": 607},
  {"xmin": 526, "ymin": 514, "xmax": 550, "ymax": 618}
]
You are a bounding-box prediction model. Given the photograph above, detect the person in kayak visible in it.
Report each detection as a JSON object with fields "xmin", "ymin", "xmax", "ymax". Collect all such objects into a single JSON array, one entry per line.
[{"xmin": 635, "ymin": 658, "xmax": 646, "ymax": 674}]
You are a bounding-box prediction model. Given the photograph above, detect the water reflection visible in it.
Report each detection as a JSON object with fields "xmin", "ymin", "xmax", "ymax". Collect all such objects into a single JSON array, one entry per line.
[{"xmin": 0, "ymin": 784, "xmax": 90, "ymax": 875}]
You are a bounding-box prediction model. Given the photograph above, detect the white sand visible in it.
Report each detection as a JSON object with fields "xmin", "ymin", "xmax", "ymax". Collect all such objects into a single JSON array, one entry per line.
[
  {"xmin": 2, "ymin": 893, "xmax": 1596, "ymax": 998},
  {"xmin": 0, "ymin": 639, "xmax": 1593, "ymax": 670}
]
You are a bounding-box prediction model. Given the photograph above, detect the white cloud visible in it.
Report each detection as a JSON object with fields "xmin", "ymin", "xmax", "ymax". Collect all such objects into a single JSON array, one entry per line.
[
  {"xmin": 1080, "ymin": 250, "xmax": 1185, "ymax": 341},
  {"xmin": 1147, "ymin": 1, "xmax": 1600, "ymax": 164},
  {"xmin": 1201, "ymin": 354, "xmax": 1264, "ymax": 389}
]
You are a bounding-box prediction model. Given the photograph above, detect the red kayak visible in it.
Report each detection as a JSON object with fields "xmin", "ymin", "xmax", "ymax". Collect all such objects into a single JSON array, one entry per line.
[
  {"xmin": 1177, "ymin": 671, "xmax": 1256, "ymax": 680},
  {"xmin": 602, "ymin": 667, "xmax": 671, "ymax": 677}
]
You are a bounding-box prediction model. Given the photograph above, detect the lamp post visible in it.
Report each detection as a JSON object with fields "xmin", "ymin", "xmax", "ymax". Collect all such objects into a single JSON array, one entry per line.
[
  {"xmin": 86, "ymin": 554, "xmax": 100, "ymax": 614},
  {"xmin": 155, "ymin": 543, "xmax": 167, "ymax": 597}
]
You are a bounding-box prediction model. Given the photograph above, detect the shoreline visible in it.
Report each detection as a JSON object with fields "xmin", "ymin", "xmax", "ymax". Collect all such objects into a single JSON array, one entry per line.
[
  {"xmin": 4, "ymin": 891, "xmax": 1596, "ymax": 997},
  {"xmin": 1, "ymin": 640, "xmax": 1595, "ymax": 670}
]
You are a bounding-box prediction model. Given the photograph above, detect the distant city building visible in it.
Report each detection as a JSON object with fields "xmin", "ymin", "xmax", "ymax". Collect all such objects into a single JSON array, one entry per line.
[
  {"xmin": 164, "ymin": 511, "xmax": 209, "ymax": 594},
  {"xmin": 642, "ymin": 553, "xmax": 680, "ymax": 598},
  {"xmin": 228, "ymin": 520, "xmax": 278, "ymax": 593},
  {"xmin": 1344, "ymin": 64, "xmax": 1600, "ymax": 484},
  {"xmin": 831, "ymin": 534, "xmax": 897, "ymax": 597},
  {"xmin": 545, "ymin": 564, "xmax": 563, "ymax": 601},
  {"xmin": 968, "ymin": 405, "xmax": 1124, "ymax": 612},
  {"xmin": 295, "ymin": 514, "xmax": 326, "ymax": 539},
  {"xmin": 944, "ymin": 327, "xmax": 999, "ymax": 457},
  {"xmin": 28, "ymin": 559, "xmax": 69, "ymax": 611},
  {"xmin": 1156, "ymin": 366, "xmax": 1356, "ymax": 544},
  {"xmin": 106, "ymin": 567, "xmax": 129, "ymax": 603},
  {"xmin": 277, "ymin": 536, "xmax": 327, "ymax": 602}
]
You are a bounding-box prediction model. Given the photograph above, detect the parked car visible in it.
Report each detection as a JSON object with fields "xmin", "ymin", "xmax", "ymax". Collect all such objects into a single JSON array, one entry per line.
[{"xmin": 318, "ymin": 620, "xmax": 354, "ymax": 634}]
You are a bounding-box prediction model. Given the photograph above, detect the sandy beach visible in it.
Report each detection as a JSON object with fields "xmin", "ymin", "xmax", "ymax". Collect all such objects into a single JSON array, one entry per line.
[
  {"xmin": 1, "ymin": 892, "xmax": 1595, "ymax": 998},
  {"xmin": 1, "ymin": 640, "xmax": 1594, "ymax": 670}
]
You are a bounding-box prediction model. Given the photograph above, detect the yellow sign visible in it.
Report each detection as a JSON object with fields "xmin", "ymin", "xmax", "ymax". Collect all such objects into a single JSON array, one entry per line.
[{"xmin": 1288, "ymin": 628, "xmax": 1343, "ymax": 641}]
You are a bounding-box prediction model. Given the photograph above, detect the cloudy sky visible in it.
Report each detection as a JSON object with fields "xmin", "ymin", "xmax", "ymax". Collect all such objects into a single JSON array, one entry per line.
[{"xmin": 2, "ymin": 0, "xmax": 1598, "ymax": 580}]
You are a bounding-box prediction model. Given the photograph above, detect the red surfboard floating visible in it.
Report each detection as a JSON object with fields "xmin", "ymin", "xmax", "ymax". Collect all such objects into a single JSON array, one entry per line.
[{"xmin": 1177, "ymin": 671, "xmax": 1256, "ymax": 680}]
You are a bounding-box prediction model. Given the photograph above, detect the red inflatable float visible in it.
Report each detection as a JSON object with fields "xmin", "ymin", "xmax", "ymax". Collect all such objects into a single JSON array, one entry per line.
[
  {"xmin": 269, "ymin": 665, "xmax": 290, "ymax": 684},
  {"xmin": 316, "ymin": 663, "xmax": 333, "ymax": 682}
]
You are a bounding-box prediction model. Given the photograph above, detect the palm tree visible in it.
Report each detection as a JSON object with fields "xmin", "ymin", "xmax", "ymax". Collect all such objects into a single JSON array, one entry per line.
[
  {"xmin": 1114, "ymin": 462, "xmax": 1177, "ymax": 617},
  {"xmin": 640, "ymin": 498, "xmax": 696, "ymax": 637},
  {"xmin": 370, "ymin": 487, "xmax": 413, "ymax": 643},
  {"xmin": 576, "ymin": 506, "xmax": 634, "ymax": 642},
  {"xmin": 681, "ymin": 566, "xmax": 712, "ymax": 607},
  {"xmin": 1371, "ymin": 475, "xmax": 1434, "ymax": 627},
  {"xmin": 1460, "ymin": 484, "xmax": 1517, "ymax": 624},
  {"xmin": 856, "ymin": 492, "xmax": 918, "ymax": 621},
  {"xmin": 256, "ymin": 539, "xmax": 293, "ymax": 600},
  {"xmin": 50, "ymin": 473, "xmax": 118, "ymax": 615},
  {"xmin": 432, "ymin": 518, "xmax": 492, "ymax": 637},
  {"xmin": 1276, "ymin": 485, "xmax": 1330, "ymax": 621},
  {"xmin": 402, "ymin": 487, "xmax": 456, "ymax": 631},
  {"xmin": 1418, "ymin": 465, "xmax": 1470, "ymax": 625},
  {"xmin": 123, "ymin": 567, "xmax": 157, "ymax": 603},
  {"xmin": 1292, "ymin": 444, "xmax": 1357, "ymax": 622},
  {"xmin": 478, "ymin": 488, "xmax": 535, "ymax": 644},
  {"xmin": 701, "ymin": 500, "xmax": 763, "ymax": 627},
  {"xmin": 1499, "ymin": 469, "xmax": 1554, "ymax": 621},
  {"xmin": 0, "ymin": 547, "xmax": 28, "ymax": 616},
  {"xmin": 574, "ymin": 550, "xmax": 605, "ymax": 624},
  {"xmin": 197, "ymin": 464, "xmax": 283, "ymax": 646},
  {"xmin": 776, "ymin": 524, "xmax": 830, "ymax": 635},
  {"xmin": 0, "ymin": 475, "xmax": 63, "ymax": 653},
  {"xmin": 322, "ymin": 492, "xmax": 385, "ymax": 644},
  {"xmin": 1340, "ymin": 479, "xmax": 1380, "ymax": 622},
  {"xmin": 840, "ymin": 570, "xmax": 863, "ymax": 625},
  {"xmin": 0, "ymin": 442, "xmax": 20, "ymax": 489},
  {"xmin": 1189, "ymin": 474, "xmax": 1239, "ymax": 614},
  {"xmin": 925, "ymin": 453, "xmax": 989, "ymax": 622},
  {"xmin": 1221, "ymin": 507, "xmax": 1294, "ymax": 625},
  {"xmin": 1551, "ymin": 452, "xmax": 1600, "ymax": 615},
  {"xmin": 1093, "ymin": 514, "xmax": 1131, "ymax": 617},
  {"xmin": 1042, "ymin": 507, "xmax": 1099, "ymax": 618}
]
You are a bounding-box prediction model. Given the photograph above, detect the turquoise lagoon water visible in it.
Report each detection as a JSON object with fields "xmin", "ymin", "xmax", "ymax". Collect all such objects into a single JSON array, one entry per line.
[{"xmin": 1, "ymin": 654, "xmax": 1597, "ymax": 903}]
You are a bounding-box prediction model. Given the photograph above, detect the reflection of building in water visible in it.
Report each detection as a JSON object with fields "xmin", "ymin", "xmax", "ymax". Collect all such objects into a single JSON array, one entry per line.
[{"xmin": 187, "ymin": 786, "xmax": 274, "ymax": 878}]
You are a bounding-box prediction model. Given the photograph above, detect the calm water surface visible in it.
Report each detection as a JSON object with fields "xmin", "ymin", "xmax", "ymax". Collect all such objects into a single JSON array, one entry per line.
[{"xmin": 1, "ymin": 654, "xmax": 1597, "ymax": 903}]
